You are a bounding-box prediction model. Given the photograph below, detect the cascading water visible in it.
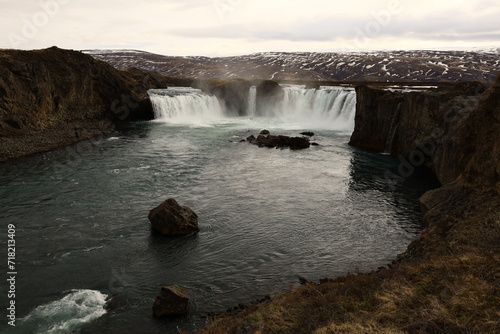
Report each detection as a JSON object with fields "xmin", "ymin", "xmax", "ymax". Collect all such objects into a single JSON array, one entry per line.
[
  {"xmin": 149, "ymin": 87, "xmax": 225, "ymax": 125},
  {"xmin": 247, "ymin": 86, "xmax": 257, "ymax": 116},
  {"xmin": 256, "ymin": 85, "xmax": 357, "ymax": 131},
  {"xmin": 149, "ymin": 85, "xmax": 356, "ymax": 131}
]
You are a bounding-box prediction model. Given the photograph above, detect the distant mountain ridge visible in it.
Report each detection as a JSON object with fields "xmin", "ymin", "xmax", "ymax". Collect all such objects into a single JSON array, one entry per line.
[{"xmin": 82, "ymin": 49, "xmax": 500, "ymax": 82}]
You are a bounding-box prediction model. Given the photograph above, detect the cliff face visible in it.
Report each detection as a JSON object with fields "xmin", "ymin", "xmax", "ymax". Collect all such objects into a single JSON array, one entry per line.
[
  {"xmin": 347, "ymin": 85, "xmax": 404, "ymax": 152},
  {"xmin": 0, "ymin": 47, "xmax": 185, "ymax": 161},
  {"xmin": 195, "ymin": 78, "xmax": 252, "ymax": 116},
  {"xmin": 349, "ymin": 82, "xmax": 487, "ymax": 185},
  {"xmin": 255, "ymin": 80, "xmax": 285, "ymax": 116},
  {"xmin": 0, "ymin": 46, "xmax": 176, "ymax": 137},
  {"xmin": 454, "ymin": 75, "xmax": 500, "ymax": 189}
]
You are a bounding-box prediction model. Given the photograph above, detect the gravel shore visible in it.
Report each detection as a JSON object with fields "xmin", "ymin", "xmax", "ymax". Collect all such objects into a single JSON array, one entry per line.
[{"xmin": 0, "ymin": 119, "xmax": 115, "ymax": 163}]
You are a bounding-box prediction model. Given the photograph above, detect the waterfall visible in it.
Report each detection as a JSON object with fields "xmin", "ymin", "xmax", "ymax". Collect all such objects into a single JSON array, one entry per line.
[
  {"xmin": 149, "ymin": 88, "xmax": 225, "ymax": 124},
  {"xmin": 265, "ymin": 86, "xmax": 357, "ymax": 130},
  {"xmin": 149, "ymin": 85, "xmax": 356, "ymax": 131},
  {"xmin": 247, "ymin": 86, "xmax": 257, "ymax": 116}
]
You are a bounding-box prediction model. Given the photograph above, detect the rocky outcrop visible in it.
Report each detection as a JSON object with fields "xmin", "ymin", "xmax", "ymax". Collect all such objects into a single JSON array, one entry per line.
[
  {"xmin": 0, "ymin": 47, "xmax": 183, "ymax": 161},
  {"xmin": 255, "ymin": 80, "xmax": 284, "ymax": 116},
  {"xmin": 153, "ymin": 285, "xmax": 189, "ymax": 317},
  {"xmin": 247, "ymin": 134, "xmax": 310, "ymax": 150},
  {"xmin": 348, "ymin": 86, "xmax": 405, "ymax": 152},
  {"xmin": 0, "ymin": 47, "xmax": 141, "ymax": 133},
  {"xmin": 349, "ymin": 82, "xmax": 487, "ymax": 185},
  {"xmin": 196, "ymin": 79, "xmax": 252, "ymax": 116},
  {"xmin": 300, "ymin": 132, "xmax": 314, "ymax": 137},
  {"xmin": 148, "ymin": 198, "xmax": 199, "ymax": 236},
  {"xmin": 452, "ymin": 76, "xmax": 500, "ymax": 189}
]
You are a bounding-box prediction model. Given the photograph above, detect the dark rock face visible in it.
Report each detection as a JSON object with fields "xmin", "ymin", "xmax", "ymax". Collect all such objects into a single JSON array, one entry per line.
[
  {"xmin": 349, "ymin": 85, "xmax": 405, "ymax": 152},
  {"xmin": 248, "ymin": 134, "xmax": 310, "ymax": 150},
  {"xmin": 349, "ymin": 83, "xmax": 486, "ymax": 185},
  {"xmin": 0, "ymin": 47, "xmax": 190, "ymax": 162},
  {"xmin": 196, "ymin": 79, "xmax": 252, "ymax": 116},
  {"xmin": 256, "ymin": 80, "xmax": 284, "ymax": 116},
  {"xmin": 104, "ymin": 294, "xmax": 127, "ymax": 311},
  {"xmin": 0, "ymin": 47, "xmax": 163, "ymax": 136},
  {"xmin": 148, "ymin": 198, "xmax": 199, "ymax": 236},
  {"xmin": 246, "ymin": 135, "xmax": 257, "ymax": 143},
  {"xmin": 152, "ymin": 285, "xmax": 189, "ymax": 317},
  {"xmin": 452, "ymin": 74, "xmax": 500, "ymax": 189}
]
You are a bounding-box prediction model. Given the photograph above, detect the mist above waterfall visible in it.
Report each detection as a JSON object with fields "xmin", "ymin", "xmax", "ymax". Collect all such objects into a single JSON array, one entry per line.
[{"xmin": 149, "ymin": 85, "xmax": 356, "ymax": 131}]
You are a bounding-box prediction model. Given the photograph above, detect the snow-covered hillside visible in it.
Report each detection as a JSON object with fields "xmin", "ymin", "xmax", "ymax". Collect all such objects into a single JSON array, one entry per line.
[{"xmin": 82, "ymin": 49, "xmax": 500, "ymax": 82}]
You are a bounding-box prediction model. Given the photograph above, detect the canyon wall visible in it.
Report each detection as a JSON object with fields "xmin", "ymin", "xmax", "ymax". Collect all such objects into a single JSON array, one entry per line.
[
  {"xmin": 349, "ymin": 81, "xmax": 489, "ymax": 185},
  {"xmin": 0, "ymin": 47, "xmax": 187, "ymax": 161},
  {"xmin": 0, "ymin": 46, "xmax": 182, "ymax": 137}
]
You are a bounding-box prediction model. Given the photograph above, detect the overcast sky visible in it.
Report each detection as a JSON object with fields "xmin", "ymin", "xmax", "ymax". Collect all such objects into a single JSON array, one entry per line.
[{"xmin": 1, "ymin": 0, "xmax": 499, "ymax": 56}]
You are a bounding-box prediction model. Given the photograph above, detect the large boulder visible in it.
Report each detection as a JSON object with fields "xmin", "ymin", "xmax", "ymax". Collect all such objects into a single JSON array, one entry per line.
[
  {"xmin": 148, "ymin": 198, "xmax": 199, "ymax": 235},
  {"xmin": 152, "ymin": 285, "xmax": 189, "ymax": 317}
]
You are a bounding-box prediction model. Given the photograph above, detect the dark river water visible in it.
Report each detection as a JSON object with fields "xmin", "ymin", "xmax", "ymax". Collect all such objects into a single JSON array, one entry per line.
[{"xmin": 0, "ymin": 109, "xmax": 438, "ymax": 333}]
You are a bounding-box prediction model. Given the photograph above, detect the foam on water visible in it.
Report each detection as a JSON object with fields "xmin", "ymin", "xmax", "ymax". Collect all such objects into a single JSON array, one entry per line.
[
  {"xmin": 149, "ymin": 87, "xmax": 226, "ymax": 127},
  {"xmin": 18, "ymin": 290, "xmax": 107, "ymax": 334}
]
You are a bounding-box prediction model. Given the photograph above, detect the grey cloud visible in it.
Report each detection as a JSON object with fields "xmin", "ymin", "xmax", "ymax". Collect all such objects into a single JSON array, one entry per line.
[{"xmin": 169, "ymin": 9, "xmax": 500, "ymax": 44}]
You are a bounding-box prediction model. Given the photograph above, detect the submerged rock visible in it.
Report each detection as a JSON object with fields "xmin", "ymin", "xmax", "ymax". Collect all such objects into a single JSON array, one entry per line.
[
  {"xmin": 148, "ymin": 198, "xmax": 199, "ymax": 235},
  {"xmin": 153, "ymin": 285, "xmax": 189, "ymax": 317},
  {"xmin": 104, "ymin": 294, "xmax": 127, "ymax": 311}
]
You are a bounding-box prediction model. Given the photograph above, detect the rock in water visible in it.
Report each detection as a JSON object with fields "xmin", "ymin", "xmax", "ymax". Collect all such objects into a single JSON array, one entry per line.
[
  {"xmin": 104, "ymin": 294, "xmax": 127, "ymax": 311},
  {"xmin": 300, "ymin": 131, "xmax": 315, "ymax": 137},
  {"xmin": 153, "ymin": 285, "xmax": 189, "ymax": 317},
  {"xmin": 246, "ymin": 135, "xmax": 257, "ymax": 144},
  {"xmin": 148, "ymin": 199, "xmax": 199, "ymax": 235},
  {"xmin": 253, "ymin": 134, "xmax": 310, "ymax": 150}
]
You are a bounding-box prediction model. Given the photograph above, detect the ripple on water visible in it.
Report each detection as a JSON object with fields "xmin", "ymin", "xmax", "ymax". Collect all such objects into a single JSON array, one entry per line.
[{"xmin": 0, "ymin": 122, "xmax": 438, "ymax": 334}]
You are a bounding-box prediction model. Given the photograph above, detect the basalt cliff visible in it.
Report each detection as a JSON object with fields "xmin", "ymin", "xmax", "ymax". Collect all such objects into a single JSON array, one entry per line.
[
  {"xmin": 198, "ymin": 76, "xmax": 499, "ymax": 333},
  {"xmin": 0, "ymin": 46, "xmax": 190, "ymax": 161}
]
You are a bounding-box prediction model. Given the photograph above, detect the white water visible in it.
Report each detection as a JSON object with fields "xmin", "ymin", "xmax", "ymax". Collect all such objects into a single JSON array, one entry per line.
[
  {"xmin": 256, "ymin": 85, "xmax": 357, "ymax": 131},
  {"xmin": 149, "ymin": 87, "xmax": 226, "ymax": 126},
  {"xmin": 18, "ymin": 290, "xmax": 107, "ymax": 334},
  {"xmin": 248, "ymin": 85, "xmax": 257, "ymax": 116},
  {"xmin": 149, "ymin": 85, "xmax": 356, "ymax": 131}
]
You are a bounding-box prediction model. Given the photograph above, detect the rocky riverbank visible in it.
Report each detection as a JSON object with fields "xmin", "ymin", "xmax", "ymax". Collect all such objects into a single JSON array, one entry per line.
[{"xmin": 197, "ymin": 75, "xmax": 499, "ymax": 334}]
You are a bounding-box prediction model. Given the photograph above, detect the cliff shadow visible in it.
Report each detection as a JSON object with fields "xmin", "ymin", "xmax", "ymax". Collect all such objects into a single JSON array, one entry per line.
[{"xmin": 347, "ymin": 147, "xmax": 440, "ymax": 231}]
